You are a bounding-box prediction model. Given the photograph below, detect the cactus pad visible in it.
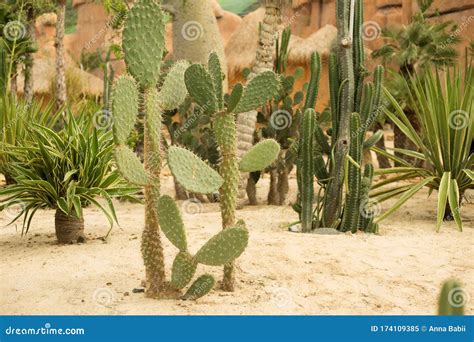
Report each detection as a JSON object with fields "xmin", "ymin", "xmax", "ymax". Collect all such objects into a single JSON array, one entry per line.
[
  {"xmin": 184, "ymin": 64, "xmax": 218, "ymax": 115},
  {"xmin": 233, "ymin": 71, "xmax": 280, "ymax": 114},
  {"xmin": 239, "ymin": 139, "xmax": 280, "ymax": 172},
  {"xmin": 167, "ymin": 146, "xmax": 223, "ymax": 194},
  {"xmin": 170, "ymin": 252, "xmax": 197, "ymax": 290},
  {"xmin": 182, "ymin": 274, "xmax": 215, "ymax": 300},
  {"xmin": 195, "ymin": 226, "xmax": 249, "ymax": 266},
  {"xmin": 157, "ymin": 195, "xmax": 188, "ymax": 252},
  {"xmin": 112, "ymin": 76, "xmax": 139, "ymax": 144},
  {"xmin": 158, "ymin": 61, "xmax": 190, "ymax": 110},
  {"xmin": 226, "ymin": 83, "xmax": 243, "ymax": 113},
  {"xmin": 114, "ymin": 145, "xmax": 148, "ymax": 185},
  {"xmin": 123, "ymin": 0, "xmax": 165, "ymax": 87},
  {"xmin": 207, "ymin": 52, "xmax": 224, "ymax": 110}
]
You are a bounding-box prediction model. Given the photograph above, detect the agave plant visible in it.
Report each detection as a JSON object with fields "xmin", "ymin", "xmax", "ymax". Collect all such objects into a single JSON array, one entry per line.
[
  {"xmin": 0, "ymin": 112, "xmax": 139, "ymax": 243},
  {"xmin": 0, "ymin": 95, "xmax": 62, "ymax": 184},
  {"xmin": 372, "ymin": 64, "xmax": 473, "ymax": 231}
]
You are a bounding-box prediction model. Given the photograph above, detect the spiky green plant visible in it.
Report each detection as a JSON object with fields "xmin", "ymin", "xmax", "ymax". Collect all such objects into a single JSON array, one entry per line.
[
  {"xmin": 169, "ymin": 52, "xmax": 281, "ymax": 291},
  {"xmin": 111, "ymin": 0, "xmax": 256, "ymax": 299},
  {"xmin": 0, "ymin": 111, "xmax": 138, "ymax": 243},
  {"xmin": 372, "ymin": 65, "xmax": 473, "ymax": 232},
  {"xmin": 438, "ymin": 280, "xmax": 466, "ymax": 315},
  {"xmin": 294, "ymin": 0, "xmax": 383, "ymax": 233}
]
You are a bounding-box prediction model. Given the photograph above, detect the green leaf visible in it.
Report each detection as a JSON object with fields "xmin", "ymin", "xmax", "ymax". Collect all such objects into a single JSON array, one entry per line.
[
  {"xmin": 448, "ymin": 179, "xmax": 463, "ymax": 232},
  {"xmin": 436, "ymin": 172, "xmax": 451, "ymax": 232},
  {"xmin": 375, "ymin": 177, "xmax": 436, "ymax": 222}
]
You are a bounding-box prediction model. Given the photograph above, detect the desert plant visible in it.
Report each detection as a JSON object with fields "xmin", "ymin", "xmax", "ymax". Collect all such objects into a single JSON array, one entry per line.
[
  {"xmin": 372, "ymin": 0, "xmax": 461, "ymax": 163},
  {"xmin": 372, "ymin": 65, "xmax": 473, "ymax": 232},
  {"xmin": 0, "ymin": 111, "xmax": 138, "ymax": 243},
  {"xmin": 171, "ymin": 52, "xmax": 281, "ymax": 291},
  {"xmin": 438, "ymin": 280, "xmax": 466, "ymax": 315},
  {"xmin": 0, "ymin": 95, "xmax": 62, "ymax": 184},
  {"xmin": 111, "ymin": 0, "xmax": 255, "ymax": 299},
  {"xmin": 293, "ymin": 0, "xmax": 384, "ymax": 233},
  {"xmin": 252, "ymin": 27, "xmax": 312, "ymax": 206}
]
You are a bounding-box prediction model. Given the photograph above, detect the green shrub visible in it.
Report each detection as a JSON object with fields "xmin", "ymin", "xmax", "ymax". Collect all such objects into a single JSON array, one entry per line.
[
  {"xmin": 373, "ymin": 64, "xmax": 473, "ymax": 231},
  {"xmin": 0, "ymin": 111, "xmax": 139, "ymax": 243}
]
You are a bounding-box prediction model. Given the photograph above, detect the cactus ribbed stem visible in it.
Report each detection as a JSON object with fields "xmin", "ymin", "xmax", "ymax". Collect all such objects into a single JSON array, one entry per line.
[
  {"xmin": 300, "ymin": 109, "xmax": 316, "ymax": 232},
  {"xmin": 341, "ymin": 113, "xmax": 362, "ymax": 232},
  {"xmin": 214, "ymin": 112, "xmax": 239, "ymax": 291},
  {"xmin": 323, "ymin": 0, "xmax": 355, "ymax": 228}
]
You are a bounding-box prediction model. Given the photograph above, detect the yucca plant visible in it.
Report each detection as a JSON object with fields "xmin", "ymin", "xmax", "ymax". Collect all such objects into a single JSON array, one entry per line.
[
  {"xmin": 0, "ymin": 112, "xmax": 139, "ymax": 243},
  {"xmin": 372, "ymin": 64, "xmax": 473, "ymax": 231},
  {"xmin": 0, "ymin": 95, "xmax": 62, "ymax": 184}
]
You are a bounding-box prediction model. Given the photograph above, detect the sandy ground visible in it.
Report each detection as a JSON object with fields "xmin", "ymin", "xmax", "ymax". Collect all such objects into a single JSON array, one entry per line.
[{"xmin": 1, "ymin": 174, "xmax": 473, "ymax": 315}]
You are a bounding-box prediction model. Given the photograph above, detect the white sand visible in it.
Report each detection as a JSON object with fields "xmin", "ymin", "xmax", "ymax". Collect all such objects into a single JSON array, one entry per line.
[{"xmin": 1, "ymin": 175, "xmax": 473, "ymax": 315}]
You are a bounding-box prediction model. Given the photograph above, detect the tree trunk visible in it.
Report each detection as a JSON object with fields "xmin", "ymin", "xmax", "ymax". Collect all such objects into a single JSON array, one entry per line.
[
  {"xmin": 10, "ymin": 73, "xmax": 18, "ymax": 96},
  {"xmin": 277, "ymin": 167, "xmax": 289, "ymax": 205},
  {"xmin": 174, "ymin": 177, "xmax": 189, "ymax": 200},
  {"xmin": 374, "ymin": 123, "xmax": 391, "ymax": 168},
  {"xmin": 54, "ymin": 0, "xmax": 67, "ymax": 108},
  {"xmin": 246, "ymin": 175, "xmax": 258, "ymax": 205},
  {"xmin": 4, "ymin": 173, "xmax": 16, "ymax": 185},
  {"xmin": 23, "ymin": 5, "xmax": 35, "ymax": 104},
  {"xmin": 55, "ymin": 209, "xmax": 85, "ymax": 244},
  {"xmin": 237, "ymin": 1, "xmax": 282, "ymax": 204},
  {"xmin": 267, "ymin": 168, "xmax": 279, "ymax": 205},
  {"xmin": 171, "ymin": 0, "xmax": 227, "ymax": 87}
]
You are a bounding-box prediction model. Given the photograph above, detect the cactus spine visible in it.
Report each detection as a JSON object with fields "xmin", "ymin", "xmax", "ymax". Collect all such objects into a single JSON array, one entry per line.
[
  {"xmin": 295, "ymin": 0, "xmax": 384, "ymax": 233},
  {"xmin": 173, "ymin": 53, "xmax": 280, "ymax": 291}
]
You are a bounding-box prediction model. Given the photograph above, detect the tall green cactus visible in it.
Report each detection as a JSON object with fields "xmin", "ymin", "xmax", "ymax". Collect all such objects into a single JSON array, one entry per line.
[
  {"xmin": 295, "ymin": 0, "xmax": 384, "ymax": 233},
  {"xmin": 111, "ymin": 0, "xmax": 250, "ymax": 300},
  {"xmin": 169, "ymin": 52, "xmax": 281, "ymax": 291}
]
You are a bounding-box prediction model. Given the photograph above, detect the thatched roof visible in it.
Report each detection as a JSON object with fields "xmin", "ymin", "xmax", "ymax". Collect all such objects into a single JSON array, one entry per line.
[
  {"xmin": 287, "ymin": 24, "xmax": 337, "ymax": 63},
  {"xmin": 225, "ymin": 7, "xmax": 336, "ymax": 78},
  {"xmin": 17, "ymin": 59, "xmax": 103, "ymax": 97}
]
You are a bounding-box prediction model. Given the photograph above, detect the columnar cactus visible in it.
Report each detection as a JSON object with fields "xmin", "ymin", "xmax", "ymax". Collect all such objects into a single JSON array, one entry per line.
[
  {"xmin": 168, "ymin": 52, "xmax": 281, "ymax": 291},
  {"xmin": 294, "ymin": 0, "xmax": 384, "ymax": 233},
  {"xmin": 111, "ymin": 0, "xmax": 249, "ymax": 300},
  {"xmin": 438, "ymin": 280, "xmax": 465, "ymax": 315}
]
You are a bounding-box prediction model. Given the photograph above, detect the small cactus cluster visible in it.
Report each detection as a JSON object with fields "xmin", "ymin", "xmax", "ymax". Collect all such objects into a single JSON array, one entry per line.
[
  {"xmin": 294, "ymin": 0, "xmax": 383, "ymax": 233},
  {"xmin": 111, "ymin": 0, "xmax": 251, "ymax": 299},
  {"xmin": 168, "ymin": 52, "xmax": 281, "ymax": 291}
]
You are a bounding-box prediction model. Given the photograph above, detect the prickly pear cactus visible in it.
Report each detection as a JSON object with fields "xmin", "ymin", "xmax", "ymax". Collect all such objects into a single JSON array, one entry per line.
[
  {"xmin": 167, "ymin": 52, "xmax": 281, "ymax": 291},
  {"xmin": 294, "ymin": 0, "xmax": 384, "ymax": 233}
]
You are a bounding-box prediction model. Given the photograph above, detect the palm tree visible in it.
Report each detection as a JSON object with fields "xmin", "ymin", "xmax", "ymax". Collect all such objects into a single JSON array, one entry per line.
[
  {"xmin": 236, "ymin": 0, "xmax": 285, "ymax": 204},
  {"xmin": 54, "ymin": 0, "xmax": 67, "ymax": 108},
  {"xmin": 372, "ymin": 0, "xmax": 460, "ymax": 163}
]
